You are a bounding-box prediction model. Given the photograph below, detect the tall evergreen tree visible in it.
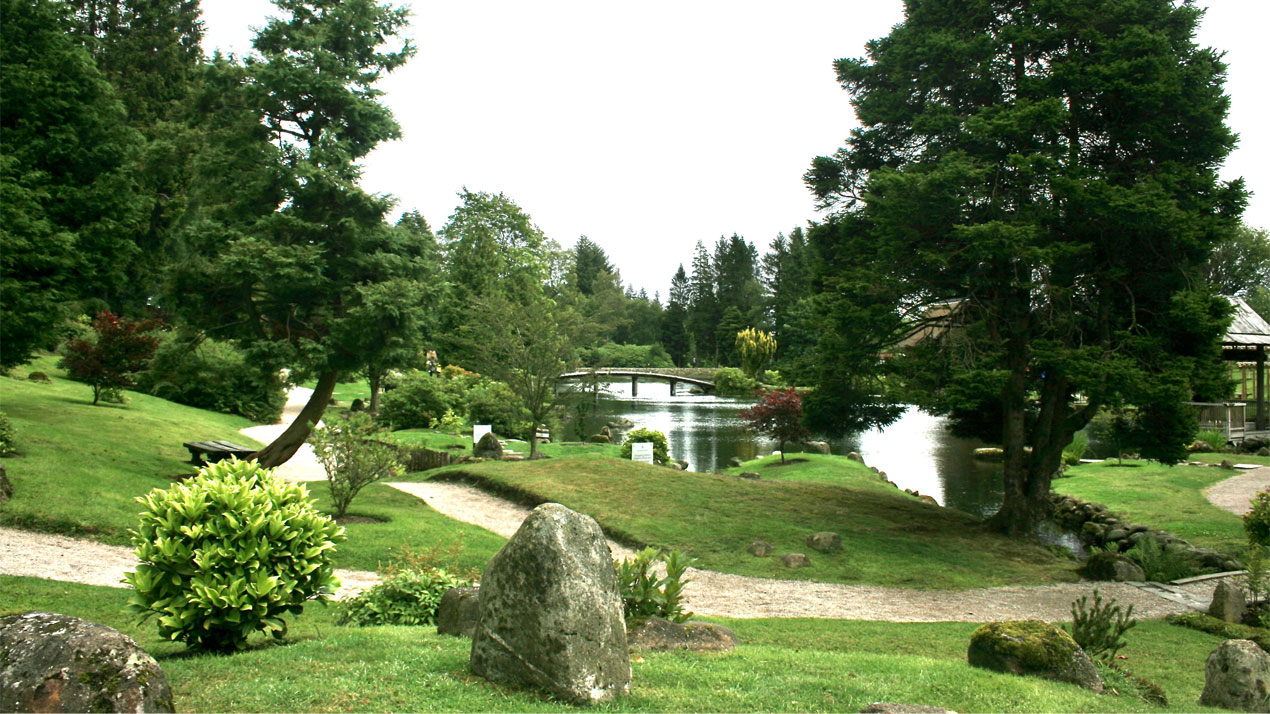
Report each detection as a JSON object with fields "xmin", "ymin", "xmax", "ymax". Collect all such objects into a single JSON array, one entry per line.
[
  {"xmin": 661, "ymin": 264, "xmax": 691, "ymax": 365},
  {"xmin": 167, "ymin": 0, "xmax": 417, "ymax": 466},
  {"xmin": 687, "ymin": 241, "xmax": 719, "ymax": 364},
  {"xmin": 572, "ymin": 235, "xmax": 614, "ymax": 296},
  {"xmin": 1, "ymin": 0, "xmax": 147, "ymax": 368},
  {"xmin": 804, "ymin": 0, "xmax": 1243, "ymax": 534}
]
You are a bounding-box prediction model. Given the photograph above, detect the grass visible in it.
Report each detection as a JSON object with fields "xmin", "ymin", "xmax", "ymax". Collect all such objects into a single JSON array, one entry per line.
[
  {"xmin": 411, "ymin": 452, "xmax": 1080, "ymax": 589},
  {"xmin": 0, "ymin": 356, "xmax": 264, "ymax": 543},
  {"xmin": 387, "ymin": 427, "xmax": 624, "ymax": 459},
  {"xmin": 1052, "ymin": 459, "xmax": 1246, "ymax": 553},
  {"xmin": 1187, "ymin": 451, "xmax": 1270, "ymax": 467},
  {"xmin": 0, "ymin": 575, "xmax": 1230, "ymax": 713}
]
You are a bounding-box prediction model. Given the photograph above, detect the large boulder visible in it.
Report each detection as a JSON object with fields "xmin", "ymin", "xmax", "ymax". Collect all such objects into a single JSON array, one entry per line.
[
  {"xmin": 1201, "ymin": 639, "xmax": 1270, "ymax": 712},
  {"xmin": 0, "ymin": 611, "xmax": 174, "ymax": 712},
  {"xmin": 470, "ymin": 503, "xmax": 630, "ymax": 705},
  {"xmin": 1080, "ymin": 552, "xmax": 1145, "ymax": 582},
  {"xmin": 627, "ymin": 616, "xmax": 739, "ymax": 652},
  {"xmin": 436, "ymin": 586, "xmax": 480, "ymax": 638},
  {"xmin": 474, "ymin": 432, "xmax": 504, "ymax": 460},
  {"xmin": 967, "ymin": 620, "xmax": 1103, "ymax": 693},
  {"xmin": 1209, "ymin": 581, "xmax": 1249, "ymax": 624}
]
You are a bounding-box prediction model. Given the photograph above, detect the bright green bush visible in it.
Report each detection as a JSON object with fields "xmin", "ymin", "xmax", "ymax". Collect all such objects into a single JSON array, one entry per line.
[
  {"xmin": 378, "ymin": 371, "xmax": 457, "ymax": 430},
  {"xmin": 336, "ymin": 567, "xmax": 471, "ymax": 627},
  {"xmin": 137, "ymin": 332, "xmax": 285, "ymax": 423},
  {"xmin": 620, "ymin": 427, "xmax": 669, "ymax": 464},
  {"xmin": 615, "ymin": 547, "xmax": 693, "ymax": 624},
  {"xmin": 0, "ymin": 411, "xmax": 16, "ymax": 456},
  {"xmin": 1246, "ymin": 491, "xmax": 1270, "ymax": 546},
  {"xmin": 124, "ymin": 459, "xmax": 345, "ymax": 652},
  {"xmin": 1062, "ymin": 431, "xmax": 1089, "ymax": 466},
  {"xmin": 1125, "ymin": 535, "xmax": 1202, "ymax": 581},
  {"xmin": 713, "ymin": 367, "xmax": 759, "ymax": 397},
  {"xmin": 461, "ymin": 377, "xmax": 527, "ymax": 437}
]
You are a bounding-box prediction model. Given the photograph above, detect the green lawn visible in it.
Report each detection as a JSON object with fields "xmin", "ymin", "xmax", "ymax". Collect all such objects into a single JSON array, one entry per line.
[
  {"xmin": 387, "ymin": 427, "xmax": 623, "ymax": 459},
  {"xmin": 0, "ymin": 356, "xmax": 263, "ymax": 543},
  {"xmin": 1053, "ymin": 459, "xmax": 1247, "ymax": 553},
  {"xmin": 413, "ymin": 453, "xmax": 1080, "ymax": 589},
  {"xmin": 0, "ymin": 576, "xmax": 1228, "ymax": 713},
  {"xmin": 1188, "ymin": 452, "xmax": 1270, "ymax": 467}
]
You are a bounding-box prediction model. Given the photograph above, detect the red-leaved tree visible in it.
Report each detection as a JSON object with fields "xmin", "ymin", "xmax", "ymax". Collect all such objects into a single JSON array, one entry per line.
[
  {"xmin": 60, "ymin": 312, "xmax": 161, "ymax": 405},
  {"xmin": 738, "ymin": 388, "xmax": 810, "ymax": 462}
]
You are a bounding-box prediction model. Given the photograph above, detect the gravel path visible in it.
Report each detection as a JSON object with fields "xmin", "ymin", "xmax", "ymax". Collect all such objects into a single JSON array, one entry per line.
[
  {"xmin": 238, "ymin": 386, "xmax": 327, "ymax": 483},
  {"xmin": 384, "ymin": 482, "xmax": 1215, "ymax": 621},
  {"xmin": 0, "ymin": 526, "xmax": 379, "ymax": 600},
  {"xmin": 1205, "ymin": 465, "xmax": 1270, "ymax": 515}
]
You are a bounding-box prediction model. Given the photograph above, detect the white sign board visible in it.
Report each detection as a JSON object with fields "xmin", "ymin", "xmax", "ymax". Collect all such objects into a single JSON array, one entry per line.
[
  {"xmin": 631, "ymin": 441, "xmax": 655, "ymax": 464},
  {"xmin": 473, "ymin": 424, "xmax": 492, "ymax": 444}
]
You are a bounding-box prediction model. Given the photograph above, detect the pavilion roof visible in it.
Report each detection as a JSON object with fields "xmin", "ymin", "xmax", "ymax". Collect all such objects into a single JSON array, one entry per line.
[{"xmin": 1224, "ymin": 296, "xmax": 1270, "ymax": 347}]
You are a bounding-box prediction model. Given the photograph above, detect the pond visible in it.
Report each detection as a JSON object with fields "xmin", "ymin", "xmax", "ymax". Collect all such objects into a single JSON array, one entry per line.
[{"xmin": 567, "ymin": 379, "xmax": 1006, "ymax": 518}]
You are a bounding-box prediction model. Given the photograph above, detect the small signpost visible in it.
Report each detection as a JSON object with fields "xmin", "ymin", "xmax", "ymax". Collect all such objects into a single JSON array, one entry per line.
[
  {"xmin": 631, "ymin": 441, "xmax": 654, "ymax": 464},
  {"xmin": 473, "ymin": 424, "xmax": 492, "ymax": 444}
]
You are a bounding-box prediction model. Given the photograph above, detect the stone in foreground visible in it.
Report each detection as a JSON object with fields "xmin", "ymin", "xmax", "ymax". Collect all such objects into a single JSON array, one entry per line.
[
  {"xmin": 1201, "ymin": 639, "xmax": 1270, "ymax": 712},
  {"xmin": 436, "ymin": 586, "xmax": 480, "ymax": 638},
  {"xmin": 967, "ymin": 620, "xmax": 1103, "ymax": 692},
  {"xmin": 0, "ymin": 611, "xmax": 174, "ymax": 712},
  {"xmin": 1209, "ymin": 580, "xmax": 1248, "ymax": 624},
  {"xmin": 470, "ymin": 503, "xmax": 630, "ymax": 705},
  {"xmin": 628, "ymin": 616, "xmax": 739, "ymax": 652}
]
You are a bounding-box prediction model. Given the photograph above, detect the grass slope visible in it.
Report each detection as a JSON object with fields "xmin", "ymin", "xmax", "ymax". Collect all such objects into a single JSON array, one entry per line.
[
  {"xmin": 0, "ymin": 357, "xmax": 505, "ymax": 572},
  {"xmin": 1053, "ymin": 460, "xmax": 1246, "ymax": 553},
  {"xmin": 0, "ymin": 576, "xmax": 1227, "ymax": 713},
  {"xmin": 417, "ymin": 453, "xmax": 1079, "ymax": 589}
]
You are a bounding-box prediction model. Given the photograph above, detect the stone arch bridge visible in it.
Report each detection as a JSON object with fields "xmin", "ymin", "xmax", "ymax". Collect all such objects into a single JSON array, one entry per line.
[{"xmin": 557, "ymin": 368, "xmax": 716, "ymax": 397}]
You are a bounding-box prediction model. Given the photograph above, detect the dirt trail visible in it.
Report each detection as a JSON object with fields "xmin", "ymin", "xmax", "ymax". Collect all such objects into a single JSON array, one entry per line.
[{"xmin": 1205, "ymin": 465, "xmax": 1270, "ymax": 515}]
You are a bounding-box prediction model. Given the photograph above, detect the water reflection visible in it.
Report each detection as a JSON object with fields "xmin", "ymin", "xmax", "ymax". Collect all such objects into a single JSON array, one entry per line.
[{"xmin": 569, "ymin": 380, "xmax": 1005, "ymax": 517}]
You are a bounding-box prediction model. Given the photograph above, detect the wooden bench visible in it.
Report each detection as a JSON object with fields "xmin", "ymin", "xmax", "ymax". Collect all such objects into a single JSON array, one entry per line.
[{"xmin": 183, "ymin": 440, "xmax": 256, "ymax": 465}]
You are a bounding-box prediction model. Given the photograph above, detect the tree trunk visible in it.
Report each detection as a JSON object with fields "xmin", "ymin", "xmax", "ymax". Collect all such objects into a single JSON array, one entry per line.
[
  {"xmin": 251, "ymin": 371, "xmax": 338, "ymax": 468},
  {"xmin": 368, "ymin": 371, "xmax": 381, "ymax": 414}
]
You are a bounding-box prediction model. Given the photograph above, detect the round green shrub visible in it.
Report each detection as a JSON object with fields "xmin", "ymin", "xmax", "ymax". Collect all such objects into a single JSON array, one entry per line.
[
  {"xmin": 620, "ymin": 428, "xmax": 669, "ymax": 464},
  {"xmin": 1245, "ymin": 491, "xmax": 1270, "ymax": 546},
  {"xmin": 137, "ymin": 333, "xmax": 285, "ymax": 423},
  {"xmin": 712, "ymin": 367, "xmax": 759, "ymax": 397},
  {"xmin": 336, "ymin": 567, "xmax": 471, "ymax": 626},
  {"xmin": 462, "ymin": 377, "xmax": 527, "ymax": 437},
  {"xmin": 377, "ymin": 371, "xmax": 456, "ymax": 430},
  {"xmin": 124, "ymin": 459, "xmax": 345, "ymax": 652}
]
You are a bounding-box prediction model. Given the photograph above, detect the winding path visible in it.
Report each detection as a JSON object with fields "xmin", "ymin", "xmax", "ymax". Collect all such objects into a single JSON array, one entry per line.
[
  {"xmin": 0, "ymin": 387, "xmax": 1251, "ymax": 621},
  {"xmin": 1205, "ymin": 465, "xmax": 1270, "ymax": 515}
]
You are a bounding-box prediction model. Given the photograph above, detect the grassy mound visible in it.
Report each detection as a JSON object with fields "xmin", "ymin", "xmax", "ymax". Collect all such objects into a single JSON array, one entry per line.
[
  {"xmin": 1052, "ymin": 460, "xmax": 1245, "ymax": 553},
  {"xmin": 0, "ymin": 575, "xmax": 1229, "ymax": 713},
  {"xmin": 0, "ymin": 356, "xmax": 504, "ymax": 571},
  {"xmin": 419, "ymin": 452, "xmax": 1079, "ymax": 589}
]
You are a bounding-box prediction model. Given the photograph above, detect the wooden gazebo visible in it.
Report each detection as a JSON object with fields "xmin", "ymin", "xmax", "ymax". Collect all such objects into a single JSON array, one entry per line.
[{"xmin": 1217, "ymin": 296, "xmax": 1268, "ymax": 437}]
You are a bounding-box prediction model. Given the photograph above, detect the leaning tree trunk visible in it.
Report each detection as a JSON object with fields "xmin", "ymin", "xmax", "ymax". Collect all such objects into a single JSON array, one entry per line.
[
  {"xmin": 251, "ymin": 371, "xmax": 339, "ymax": 468},
  {"xmin": 368, "ymin": 370, "xmax": 382, "ymax": 414}
]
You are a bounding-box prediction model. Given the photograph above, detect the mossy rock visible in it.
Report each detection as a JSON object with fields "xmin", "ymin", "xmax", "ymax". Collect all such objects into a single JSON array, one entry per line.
[
  {"xmin": 1080, "ymin": 552, "xmax": 1145, "ymax": 582},
  {"xmin": 968, "ymin": 620, "xmax": 1103, "ymax": 692},
  {"xmin": 588, "ymin": 434, "xmax": 611, "ymax": 444}
]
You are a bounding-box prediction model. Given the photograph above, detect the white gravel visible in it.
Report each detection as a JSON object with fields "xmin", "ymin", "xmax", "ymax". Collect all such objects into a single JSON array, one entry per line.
[{"xmin": 1205, "ymin": 465, "xmax": 1270, "ymax": 515}]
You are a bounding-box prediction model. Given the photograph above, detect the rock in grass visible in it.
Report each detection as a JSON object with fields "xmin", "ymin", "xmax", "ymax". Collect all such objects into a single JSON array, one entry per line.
[
  {"xmin": 747, "ymin": 541, "xmax": 773, "ymax": 557},
  {"xmin": 628, "ymin": 616, "xmax": 739, "ymax": 652},
  {"xmin": 847, "ymin": 452, "xmax": 865, "ymax": 463},
  {"xmin": 474, "ymin": 432, "xmax": 503, "ymax": 459},
  {"xmin": 470, "ymin": 503, "xmax": 630, "ymax": 705},
  {"xmin": 0, "ymin": 463, "xmax": 11, "ymax": 504},
  {"xmin": 805, "ymin": 532, "xmax": 842, "ymax": 553},
  {"xmin": 967, "ymin": 620, "xmax": 1103, "ymax": 692},
  {"xmin": 436, "ymin": 586, "xmax": 480, "ymax": 638},
  {"xmin": 1201, "ymin": 639, "xmax": 1270, "ymax": 712},
  {"xmin": 737, "ymin": 471, "xmax": 760, "ymax": 479},
  {"xmin": 1208, "ymin": 581, "xmax": 1248, "ymax": 624},
  {"xmin": 781, "ymin": 553, "xmax": 811, "ymax": 568},
  {"xmin": 0, "ymin": 611, "xmax": 174, "ymax": 712}
]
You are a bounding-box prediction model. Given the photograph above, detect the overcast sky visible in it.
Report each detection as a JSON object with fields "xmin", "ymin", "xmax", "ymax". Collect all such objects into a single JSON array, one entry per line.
[{"xmin": 201, "ymin": 1, "xmax": 1269, "ymax": 298}]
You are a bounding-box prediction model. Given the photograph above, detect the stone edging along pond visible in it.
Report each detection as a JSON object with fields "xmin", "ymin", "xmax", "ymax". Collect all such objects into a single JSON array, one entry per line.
[{"xmin": 1048, "ymin": 492, "xmax": 1243, "ymax": 574}]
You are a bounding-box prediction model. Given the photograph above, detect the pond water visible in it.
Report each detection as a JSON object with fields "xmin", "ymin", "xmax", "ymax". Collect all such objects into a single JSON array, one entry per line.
[{"xmin": 567, "ymin": 380, "xmax": 1006, "ymax": 518}]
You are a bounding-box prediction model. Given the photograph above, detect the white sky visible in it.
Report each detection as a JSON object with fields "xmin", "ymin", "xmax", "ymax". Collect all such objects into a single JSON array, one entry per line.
[{"xmin": 201, "ymin": 1, "xmax": 1269, "ymax": 298}]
